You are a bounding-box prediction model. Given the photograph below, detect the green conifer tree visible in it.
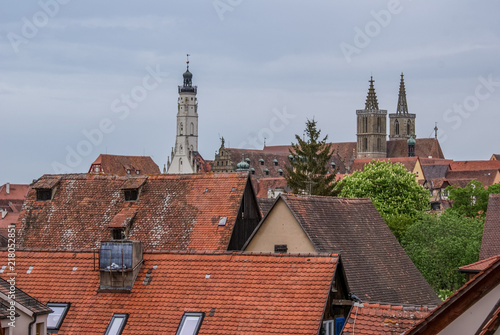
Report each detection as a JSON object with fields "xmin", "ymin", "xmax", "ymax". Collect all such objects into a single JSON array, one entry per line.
[{"xmin": 285, "ymin": 119, "xmax": 339, "ymax": 196}]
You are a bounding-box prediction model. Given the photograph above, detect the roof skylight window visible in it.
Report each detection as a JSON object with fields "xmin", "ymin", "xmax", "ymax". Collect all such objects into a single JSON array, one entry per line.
[
  {"xmin": 104, "ymin": 314, "xmax": 128, "ymax": 335},
  {"xmin": 176, "ymin": 312, "xmax": 204, "ymax": 335},
  {"xmin": 47, "ymin": 303, "xmax": 70, "ymax": 330}
]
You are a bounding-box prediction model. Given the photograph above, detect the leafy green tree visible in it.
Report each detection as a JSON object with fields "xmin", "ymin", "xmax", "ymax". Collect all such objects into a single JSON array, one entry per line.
[
  {"xmin": 339, "ymin": 160, "xmax": 429, "ymax": 239},
  {"xmin": 402, "ymin": 211, "xmax": 483, "ymax": 294},
  {"xmin": 285, "ymin": 119, "xmax": 339, "ymax": 196},
  {"xmin": 446, "ymin": 180, "xmax": 489, "ymax": 217}
]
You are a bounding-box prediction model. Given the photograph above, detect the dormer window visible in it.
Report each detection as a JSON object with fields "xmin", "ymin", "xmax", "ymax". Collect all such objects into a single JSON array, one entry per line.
[
  {"xmin": 259, "ymin": 159, "xmax": 264, "ymax": 165},
  {"xmin": 112, "ymin": 228, "xmax": 125, "ymax": 240},
  {"xmin": 273, "ymin": 159, "xmax": 278, "ymax": 166},
  {"xmin": 124, "ymin": 189, "xmax": 138, "ymax": 201},
  {"xmin": 264, "ymin": 168, "xmax": 269, "ymax": 176},
  {"xmin": 176, "ymin": 312, "xmax": 204, "ymax": 335},
  {"xmin": 36, "ymin": 188, "xmax": 52, "ymax": 201},
  {"xmin": 278, "ymin": 169, "xmax": 283, "ymax": 176},
  {"xmin": 135, "ymin": 170, "xmax": 140, "ymax": 175},
  {"xmin": 126, "ymin": 169, "xmax": 131, "ymax": 175}
]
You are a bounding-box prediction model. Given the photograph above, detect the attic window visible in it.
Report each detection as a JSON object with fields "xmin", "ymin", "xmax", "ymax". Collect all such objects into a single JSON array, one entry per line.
[
  {"xmin": 218, "ymin": 217, "xmax": 227, "ymax": 226},
  {"xmin": 273, "ymin": 159, "xmax": 278, "ymax": 166},
  {"xmin": 278, "ymin": 169, "xmax": 283, "ymax": 176},
  {"xmin": 250, "ymin": 168, "xmax": 255, "ymax": 175},
  {"xmin": 47, "ymin": 303, "xmax": 70, "ymax": 331},
  {"xmin": 36, "ymin": 188, "xmax": 52, "ymax": 201},
  {"xmin": 136, "ymin": 170, "xmax": 140, "ymax": 175},
  {"xmin": 176, "ymin": 312, "xmax": 204, "ymax": 335},
  {"xmin": 105, "ymin": 314, "xmax": 128, "ymax": 335},
  {"xmin": 124, "ymin": 189, "xmax": 138, "ymax": 201},
  {"xmin": 274, "ymin": 244, "xmax": 288, "ymax": 253},
  {"xmin": 126, "ymin": 169, "xmax": 131, "ymax": 175},
  {"xmin": 259, "ymin": 159, "xmax": 264, "ymax": 165},
  {"xmin": 112, "ymin": 228, "xmax": 125, "ymax": 240},
  {"xmin": 264, "ymin": 168, "xmax": 269, "ymax": 175}
]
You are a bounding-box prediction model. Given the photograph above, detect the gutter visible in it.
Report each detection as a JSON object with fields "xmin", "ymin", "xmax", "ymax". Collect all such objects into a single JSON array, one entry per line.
[{"xmin": 28, "ymin": 313, "xmax": 37, "ymax": 335}]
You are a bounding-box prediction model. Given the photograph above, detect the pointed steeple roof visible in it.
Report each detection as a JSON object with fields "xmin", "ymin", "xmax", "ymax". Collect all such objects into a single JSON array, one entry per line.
[
  {"xmin": 364, "ymin": 76, "xmax": 379, "ymax": 111},
  {"xmin": 396, "ymin": 73, "xmax": 408, "ymax": 115}
]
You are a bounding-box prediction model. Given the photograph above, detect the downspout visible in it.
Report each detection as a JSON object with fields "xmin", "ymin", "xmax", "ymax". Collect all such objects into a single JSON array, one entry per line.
[{"xmin": 28, "ymin": 313, "xmax": 37, "ymax": 335}]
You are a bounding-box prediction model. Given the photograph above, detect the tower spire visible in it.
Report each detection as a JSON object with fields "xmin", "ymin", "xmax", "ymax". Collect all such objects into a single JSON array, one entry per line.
[
  {"xmin": 396, "ymin": 72, "xmax": 408, "ymax": 115},
  {"xmin": 365, "ymin": 76, "xmax": 379, "ymax": 110}
]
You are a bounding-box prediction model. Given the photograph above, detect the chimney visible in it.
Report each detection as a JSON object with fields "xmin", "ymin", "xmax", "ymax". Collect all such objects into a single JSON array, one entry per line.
[
  {"xmin": 99, "ymin": 240, "xmax": 143, "ymax": 292},
  {"xmin": 5, "ymin": 183, "xmax": 9, "ymax": 195}
]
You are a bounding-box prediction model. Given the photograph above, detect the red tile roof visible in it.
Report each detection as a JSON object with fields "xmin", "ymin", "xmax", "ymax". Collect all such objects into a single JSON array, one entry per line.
[
  {"xmin": 343, "ymin": 303, "xmax": 434, "ymax": 335},
  {"xmin": 445, "ymin": 169, "xmax": 500, "ymax": 187},
  {"xmin": 406, "ymin": 255, "xmax": 500, "ymax": 334},
  {"xmin": 88, "ymin": 154, "xmax": 160, "ymax": 175},
  {"xmin": 0, "ymin": 251, "xmax": 339, "ymax": 334},
  {"xmin": 251, "ymin": 194, "xmax": 440, "ymax": 305},
  {"xmin": 18, "ymin": 173, "xmax": 257, "ymax": 252},
  {"xmin": 252, "ymin": 177, "xmax": 288, "ymax": 198},
  {"xmin": 449, "ymin": 160, "xmax": 500, "ymax": 171},
  {"xmin": 0, "ymin": 183, "xmax": 29, "ymax": 230},
  {"xmin": 349, "ymin": 157, "xmax": 419, "ymax": 174},
  {"xmin": 386, "ymin": 138, "xmax": 445, "ymax": 159},
  {"xmin": 480, "ymin": 194, "xmax": 500, "ymax": 260},
  {"xmin": 0, "ymin": 183, "xmax": 29, "ymax": 201},
  {"xmin": 458, "ymin": 255, "xmax": 500, "ymax": 274}
]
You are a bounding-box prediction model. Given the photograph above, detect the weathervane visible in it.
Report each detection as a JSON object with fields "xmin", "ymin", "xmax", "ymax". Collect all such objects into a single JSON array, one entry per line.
[{"xmin": 186, "ymin": 53, "xmax": 190, "ymax": 70}]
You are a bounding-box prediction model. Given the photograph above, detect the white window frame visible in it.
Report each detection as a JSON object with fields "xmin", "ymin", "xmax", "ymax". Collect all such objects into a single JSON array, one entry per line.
[
  {"xmin": 104, "ymin": 314, "xmax": 128, "ymax": 335},
  {"xmin": 175, "ymin": 312, "xmax": 204, "ymax": 335}
]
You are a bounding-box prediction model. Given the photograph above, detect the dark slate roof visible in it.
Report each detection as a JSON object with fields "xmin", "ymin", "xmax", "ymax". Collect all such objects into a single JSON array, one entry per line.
[
  {"xmin": 257, "ymin": 198, "xmax": 276, "ymax": 217},
  {"xmin": 278, "ymin": 194, "xmax": 440, "ymax": 305},
  {"xmin": 422, "ymin": 164, "xmax": 449, "ymax": 182},
  {"xmin": 0, "ymin": 277, "xmax": 52, "ymax": 316},
  {"xmin": 480, "ymin": 194, "xmax": 500, "ymax": 260},
  {"xmin": 88, "ymin": 154, "xmax": 160, "ymax": 175},
  {"xmin": 18, "ymin": 173, "xmax": 250, "ymax": 252},
  {"xmin": 407, "ymin": 256, "xmax": 500, "ymax": 334}
]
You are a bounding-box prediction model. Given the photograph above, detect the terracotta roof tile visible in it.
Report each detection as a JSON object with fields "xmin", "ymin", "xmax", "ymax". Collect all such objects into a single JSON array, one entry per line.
[
  {"xmin": 252, "ymin": 177, "xmax": 288, "ymax": 198},
  {"xmin": 278, "ymin": 194, "xmax": 440, "ymax": 305},
  {"xmin": 89, "ymin": 154, "xmax": 160, "ymax": 175},
  {"xmin": 0, "ymin": 251, "xmax": 338, "ymax": 334},
  {"xmin": 350, "ymin": 157, "xmax": 419, "ymax": 173},
  {"xmin": 18, "ymin": 173, "xmax": 253, "ymax": 252},
  {"xmin": 387, "ymin": 138, "xmax": 445, "ymax": 159},
  {"xmin": 343, "ymin": 303, "xmax": 434, "ymax": 335},
  {"xmin": 446, "ymin": 169, "xmax": 500, "ymax": 187},
  {"xmin": 449, "ymin": 160, "xmax": 500, "ymax": 171},
  {"xmin": 458, "ymin": 255, "xmax": 500, "ymax": 273},
  {"xmin": 480, "ymin": 194, "xmax": 500, "ymax": 260}
]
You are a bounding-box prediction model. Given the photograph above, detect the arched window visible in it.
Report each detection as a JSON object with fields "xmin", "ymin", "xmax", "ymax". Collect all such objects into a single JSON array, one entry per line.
[
  {"xmin": 363, "ymin": 137, "xmax": 368, "ymax": 151},
  {"xmin": 377, "ymin": 118, "xmax": 381, "ymax": 133},
  {"xmin": 407, "ymin": 120, "xmax": 411, "ymax": 135},
  {"xmin": 362, "ymin": 117, "xmax": 368, "ymax": 133},
  {"xmin": 377, "ymin": 138, "xmax": 381, "ymax": 151},
  {"xmin": 395, "ymin": 119, "xmax": 400, "ymax": 135},
  {"xmin": 190, "ymin": 123, "xmax": 194, "ymax": 135},
  {"xmin": 180, "ymin": 145, "xmax": 183, "ymax": 154},
  {"xmin": 180, "ymin": 122, "xmax": 183, "ymax": 135},
  {"xmin": 179, "ymin": 158, "xmax": 183, "ymax": 172}
]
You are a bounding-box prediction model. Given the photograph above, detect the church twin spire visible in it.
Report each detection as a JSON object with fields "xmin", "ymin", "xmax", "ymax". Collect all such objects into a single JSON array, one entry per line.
[
  {"xmin": 364, "ymin": 76, "xmax": 380, "ymax": 111},
  {"xmin": 396, "ymin": 73, "xmax": 409, "ymax": 115}
]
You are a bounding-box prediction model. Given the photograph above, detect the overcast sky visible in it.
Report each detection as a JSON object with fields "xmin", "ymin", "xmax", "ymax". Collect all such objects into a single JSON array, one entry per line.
[{"xmin": 1, "ymin": 1, "xmax": 499, "ymax": 185}]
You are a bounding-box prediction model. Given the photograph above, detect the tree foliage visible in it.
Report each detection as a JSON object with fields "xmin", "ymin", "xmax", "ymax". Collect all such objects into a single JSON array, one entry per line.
[
  {"xmin": 285, "ymin": 119, "xmax": 339, "ymax": 196},
  {"xmin": 339, "ymin": 160, "xmax": 429, "ymax": 238},
  {"xmin": 446, "ymin": 180, "xmax": 500, "ymax": 218},
  {"xmin": 402, "ymin": 211, "xmax": 483, "ymax": 293}
]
